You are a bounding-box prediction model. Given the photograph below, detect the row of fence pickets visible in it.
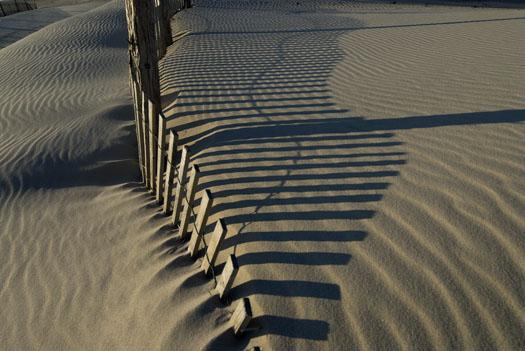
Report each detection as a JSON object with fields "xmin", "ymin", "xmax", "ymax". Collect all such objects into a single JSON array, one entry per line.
[
  {"xmin": 0, "ymin": 0, "xmax": 36, "ymax": 17},
  {"xmin": 133, "ymin": 85, "xmax": 253, "ymax": 337}
]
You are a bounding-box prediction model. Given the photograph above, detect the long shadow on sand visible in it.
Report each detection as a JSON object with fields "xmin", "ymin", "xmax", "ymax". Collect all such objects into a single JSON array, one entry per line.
[{"xmin": 157, "ymin": 3, "xmax": 525, "ymax": 348}]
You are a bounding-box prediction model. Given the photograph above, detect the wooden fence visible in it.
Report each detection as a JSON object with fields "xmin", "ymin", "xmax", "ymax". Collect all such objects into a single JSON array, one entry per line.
[
  {"xmin": 124, "ymin": 0, "xmax": 253, "ymax": 338},
  {"xmin": 0, "ymin": 0, "xmax": 37, "ymax": 16}
]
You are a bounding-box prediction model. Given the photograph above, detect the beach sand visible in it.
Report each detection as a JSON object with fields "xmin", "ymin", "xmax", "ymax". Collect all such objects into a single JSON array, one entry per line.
[{"xmin": 0, "ymin": 0, "xmax": 524, "ymax": 350}]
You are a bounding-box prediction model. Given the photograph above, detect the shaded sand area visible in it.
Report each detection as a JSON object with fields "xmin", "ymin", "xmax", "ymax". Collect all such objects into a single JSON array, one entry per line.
[
  {"xmin": 0, "ymin": 0, "xmax": 524, "ymax": 350},
  {"xmin": 161, "ymin": 0, "xmax": 525, "ymax": 349}
]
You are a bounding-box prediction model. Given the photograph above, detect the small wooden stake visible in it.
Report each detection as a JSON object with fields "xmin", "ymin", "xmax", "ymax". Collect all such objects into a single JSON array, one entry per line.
[
  {"xmin": 155, "ymin": 113, "xmax": 167, "ymax": 203},
  {"xmin": 216, "ymin": 254, "xmax": 238, "ymax": 299},
  {"xmin": 171, "ymin": 146, "xmax": 190, "ymax": 226},
  {"xmin": 188, "ymin": 189, "xmax": 213, "ymax": 257},
  {"xmin": 231, "ymin": 298, "xmax": 252, "ymax": 336},
  {"xmin": 201, "ymin": 219, "xmax": 227, "ymax": 275},
  {"xmin": 177, "ymin": 165, "xmax": 200, "ymax": 240},
  {"xmin": 162, "ymin": 131, "xmax": 178, "ymax": 214}
]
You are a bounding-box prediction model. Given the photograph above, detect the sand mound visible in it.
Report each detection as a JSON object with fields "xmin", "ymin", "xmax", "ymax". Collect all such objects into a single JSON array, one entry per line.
[{"xmin": 0, "ymin": 1, "xmax": 107, "ymax": 49}]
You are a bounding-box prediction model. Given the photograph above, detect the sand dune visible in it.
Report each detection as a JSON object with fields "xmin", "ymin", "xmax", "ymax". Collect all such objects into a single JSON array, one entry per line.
[
  {"xmin": 0, "ymin": 0, "xmax": 524, "ymax": 350},
  {"xmin": 162, "ymin": 1, "xmax": 525, "ymax": 349},
  {"xmin": 0, "ymin": 1, "xmax": 106, "ymax": 49}
]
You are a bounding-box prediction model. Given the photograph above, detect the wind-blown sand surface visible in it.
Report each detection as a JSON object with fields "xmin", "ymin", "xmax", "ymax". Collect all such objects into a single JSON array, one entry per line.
[
  {"xmin": 0, "ymin": 1, "xmax": 106, "ymax": 49},
  {"xmin": 0, "ymin": 0, "xmax": 524, "ymax": 350}
]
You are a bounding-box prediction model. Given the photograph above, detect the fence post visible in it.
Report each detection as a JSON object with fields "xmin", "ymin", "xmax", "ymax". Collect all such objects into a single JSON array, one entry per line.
[
  {"xmin": 177, "ymin": 165, "xmax": 200, "ymax": 239},
  {"xmin": 217, "ymin": 254, "xmax": 239, "ymax": 299},
  {"xmin": 141, "ymin": 92, "xmax": 151, "ymax": 188},
  {"xmin": 155, "ymin": 0, "xmax": 167, "ymax": 58},
  {"xmin": 162, "ymin": 131, "xmax": 178, "ymax": 214},
  {"xmin": 201, "ymin": 219, "xmax": 227, "ymax": 275},
  {"xmin": 231, "ymin": 298, "xmax": 252, "ymax": 336},
  {"xmin": 130, "ymin": 79, "xmax": 145, "ymax": 183},
  {"xmin": 188, "ymin": 189, "xmax": 213, "ymax": 257},
  {"xmin": 171, "ymin": 145, "xmax": 190, "ymax": 226},
  {"xmin": 155, "ymin": 113, "xmax": 167, "ymax": 203},
  {"xmin": 148, "ymin": 100, "xmax": 157, "ymax": 192}
]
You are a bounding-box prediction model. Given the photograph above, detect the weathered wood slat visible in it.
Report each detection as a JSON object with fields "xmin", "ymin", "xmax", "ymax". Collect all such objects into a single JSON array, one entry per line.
[
  {"xmin": 231, "ymin": 298, "xmax": 252, "ymax": 336},
  {"xmin": 162, "ymin": 131, "xmax": 178, "ymax": 214},
  {"xmin": 201, "ymin": 219, "xmax": 227, "ymax": 275},
  {"xmin": 129, "ymin": 78, "xmax": 145, "ymax": 183},
  {"xmin": 141, "ymin": 92, "xmax": 150, "ymax": 188},
  {"xmin": 155, "ymin": 113, "xmax": 167, "ymax": 203},
  {"xmin": 171, "ymin": 145, "xmax": 190, "ymax": 226},
  {"xmin": 177, "ymin": 165, "xmax": 200, "ymax": 240},
  {"xmin": 148, "ymin": 100, "xmax": 157, "ymax": 192},
  {"xmin": 188, "ymin": 189, "xmax": 213, "ymax": 257},
  {"xmin": 216, "ymin": 254, "xmax": 238, "ymax": 299}
]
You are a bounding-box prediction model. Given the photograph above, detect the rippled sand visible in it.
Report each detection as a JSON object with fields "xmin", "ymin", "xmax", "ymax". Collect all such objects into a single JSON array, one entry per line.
[{"xmin": 0, "ymin": 0, "xmax": 524, "ymax": 350}]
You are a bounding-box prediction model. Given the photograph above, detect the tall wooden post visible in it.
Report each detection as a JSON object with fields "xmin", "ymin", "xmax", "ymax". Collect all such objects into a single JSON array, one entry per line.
[
  {"xmin": 124, "ymin": 0, "xmax": 161, "ymax": 190},
  {"xmin": 155, "ymin": 0, "xmax": 167, "ymax": 58},
  {"xmin": 156, "ymin": 113, "xmax": 167, "ymax": 203}
]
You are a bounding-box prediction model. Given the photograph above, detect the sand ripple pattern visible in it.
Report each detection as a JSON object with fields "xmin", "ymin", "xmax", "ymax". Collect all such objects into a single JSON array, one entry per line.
[
  {"xmin": 160, "ymin": 1, "xmax": 525, "ymax": 350},
  {"xmin": 0, "ymin": 1, "xmax": 172, "ymax": 350}
]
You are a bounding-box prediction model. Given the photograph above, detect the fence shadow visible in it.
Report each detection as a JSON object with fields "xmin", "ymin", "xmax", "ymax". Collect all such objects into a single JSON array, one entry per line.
[{"xmin": 159, "ymin": 1, "xmax": 525, "ymax": 346}]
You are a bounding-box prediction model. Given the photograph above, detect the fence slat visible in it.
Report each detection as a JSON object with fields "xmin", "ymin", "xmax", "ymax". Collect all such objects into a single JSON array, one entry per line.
[
  {"xmin": 162, "ymin": 131, "xmax": 178, "ymax": 214},
  {"xmin": 217, "ymin": 254, "xmax": 238, "ymax": 299},
  {"xmin": 188, "ymin": 189, "xmax": 213, "ymax": 257},
  {"xmin": 177, "ymin": 165, "xmax": 200, "ymax": 240},
  {"xmin": 171, "ymin": 145, "xmax": 190, "ymax": 226},
  {"xmin": 141, "ymin": 91, "xmax": 150, "ymax": 188},
  {"xmin": 131, "ymin": 80, "xmax": 145, "ymax": 183},
  {"xmin": 148, "ymin": 100, "xmax": 157, "ymax": 192},
  {"xmin": 155, "ymin": 113, "xmax": 167, "ymax": 203},
  {"xmin": 201, "ymin": 219, "xmax": 227, "ymax": 275},
  {"xmin": 231, "ymin": 298, "xmax": 252, "ymax": 336}
]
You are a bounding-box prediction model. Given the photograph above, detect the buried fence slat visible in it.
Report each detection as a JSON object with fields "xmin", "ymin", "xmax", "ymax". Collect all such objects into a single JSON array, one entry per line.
[
  {"xmin": 201, "ymin": 219, "xmax": 227, "ymax": 275},
  {"xmin": 141, "ymin": 91, "xmax": 150, "ymax": 189},
  {"xmin": 216, "ymin": 254, "xmax": 238, "ymax": 300},
  {"xmin": 148, "ymin": 99, "xmax": 158, "ymax": 192},
  {"xmin": 231, "ymin": 298, "xmax": 252, "ymax": 336},
  {"xmin": 188, "ymin": 189, "xmax": 213, "ymax": 257},
  {"xmin": 162, "ymin": 131, "xmax": 178, "ymax": 214},
  {"xmin": 177, "ymin": 165, "xmax": 200, "ymax": 239},
  {"xmin": 171, "ymin": 145, "xmax": 190, "ymax": 226},
  {"xmin": 155, "ymin": 113, "xmax": 167, "ymax": 203}
]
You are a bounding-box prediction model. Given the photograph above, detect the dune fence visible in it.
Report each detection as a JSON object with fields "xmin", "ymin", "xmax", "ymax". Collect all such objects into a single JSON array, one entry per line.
[
  {"xmin": 124, "ymin": 0, "xmax": 253, "ymax": 340},
  {"xmin": 0, "ymin": 0, "xmax": 36, "ymax": 16}
]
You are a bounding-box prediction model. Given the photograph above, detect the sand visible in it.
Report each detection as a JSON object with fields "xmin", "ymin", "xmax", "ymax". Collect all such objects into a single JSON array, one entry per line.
[
  {"xmin": 0, "ymin": 1, "xmax": 107, "ymax": 49},
  {"xmin": 0, "ymin": 0, "xmax": 524, "ymax": 350}
]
